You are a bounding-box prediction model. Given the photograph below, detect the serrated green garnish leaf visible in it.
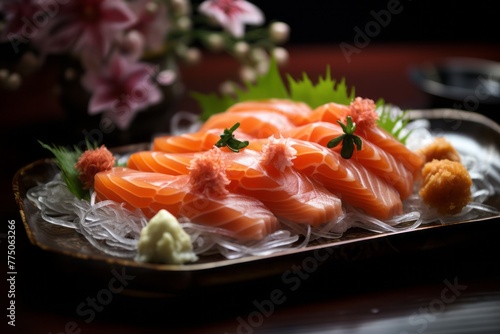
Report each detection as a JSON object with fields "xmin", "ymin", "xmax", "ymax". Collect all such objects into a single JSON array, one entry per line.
[
  {"xmin": 194, "ymin": 59, "xmax": 288, "ymax": 121},
  {"xmin": 192, "ymin": 91, "xmax": 239, "ymax": 122},
  {"xmin": 39, "ymin": 141, "xmax": 88, "ymax": 200},
  {"xmin": 192, "ymin": 60, "xmax": 355, "ymax": 121},
  {"xmin": 376, "ymin": 100, "xmax": 412, "ymax": 144},
  {"xmin": 235, "ymin": 60, "xmax": 289, "ymax": 102},
  {"xmin": 288, "ymin": 68, "xmax": 354, "ymax": 108}
]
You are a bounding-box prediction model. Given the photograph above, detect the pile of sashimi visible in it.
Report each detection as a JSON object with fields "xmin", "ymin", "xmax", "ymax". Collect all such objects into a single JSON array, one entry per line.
[{"xmin": 29, "ymin": 68, "xmax": 498, "ymax": 264}]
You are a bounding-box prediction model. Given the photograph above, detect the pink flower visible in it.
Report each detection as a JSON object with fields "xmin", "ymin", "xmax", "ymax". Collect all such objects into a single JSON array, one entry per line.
[
  {"xmin": 41, "ymin": 0, "xmax": 136, "ymax": 62},
  {"xmin": 199, "ymin": 0, "xmax": 264, "ymax": 38},
  {"xmin": 82, "ymin": 54, "xmax": 162, "ymax": 130},
  {"xmin": 127, "ymin": 0, "xmax": 170, "ymax": 52}
]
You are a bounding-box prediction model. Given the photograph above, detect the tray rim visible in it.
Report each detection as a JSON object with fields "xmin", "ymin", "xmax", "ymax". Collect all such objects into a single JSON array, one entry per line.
[{"xmin": 12, "ymin": 108, "xmax": 500, "ymax": 273}]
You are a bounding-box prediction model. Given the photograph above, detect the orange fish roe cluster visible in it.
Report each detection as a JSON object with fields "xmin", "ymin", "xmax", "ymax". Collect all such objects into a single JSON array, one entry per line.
[
  {"xmin": 188, "ymin": 148, "xmax": 230, "ymax": 196},
  {"xmin": 348, "ymin": 97, "xmax": 379, "ymax": 129},
  {"xmin": 419, "ymin": 159, "xmax": 472, "ymax": 215},
  {"xmin": 260, "ymin": 136, "xmax": 297, "ymax": 172},
  {"xmin": 75, "ymin": 145, "xmax": 115, "ymax": 189},
  {"xmin": 418, "ymin": 137, "xmax": 461, "ymax": 163}
]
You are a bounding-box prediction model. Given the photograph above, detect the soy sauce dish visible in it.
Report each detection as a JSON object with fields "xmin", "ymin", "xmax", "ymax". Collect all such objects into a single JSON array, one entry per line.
[{"xmin": 410, "ymin": 57, "xmax": 500, "ymax": 114}]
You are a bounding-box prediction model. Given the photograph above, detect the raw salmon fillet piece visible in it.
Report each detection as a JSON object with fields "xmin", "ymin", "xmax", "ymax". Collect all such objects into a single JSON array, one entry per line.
[
  {"xmin": 289, "ymin": 121, "xmax": 414, "ymax": 199},
  {"xmin": 152, "ymin": 128, "xmax": 254, "ymax": 153},
  {"xmin": 221, "ymin": 148, "xmax": 343, "ymax": 227},
  {"xmin": 226, "ymin": 99, "xmax": 312, "ymax": 126},
  {"xmin": 199, "ymin": 111, "xmax": 295, "ymax": 138},
  {"xmin": 128, "ymin": 148, "xmax": 343, "ymax": 227},
  {"xmin": 309, "ymin": 102, "xmax": 424, "ymax": 177},
  {"xmin": 94, "ymin": 167, "xmax": 279, "ymax": 240},
  {"xmin": 249, "ymin": 138, "xmax": 403, "ymax": 220}
]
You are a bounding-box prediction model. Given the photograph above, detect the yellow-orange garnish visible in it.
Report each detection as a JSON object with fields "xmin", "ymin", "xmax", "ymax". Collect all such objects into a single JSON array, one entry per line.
[
  {"xmin": 417, "ymin": 137, "xmax": 461, "ymax": 163},
  {"xmin": 419, "ymin": 159, "xmax": 472, "ymax": 215},
  {"xmin": 75, "ymin": 145, "xmax": 115, "ymax": 189}
]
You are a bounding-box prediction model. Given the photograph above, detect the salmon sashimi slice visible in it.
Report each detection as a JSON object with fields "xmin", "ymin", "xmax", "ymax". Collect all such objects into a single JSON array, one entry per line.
[
  {"xmin": 199, "ymin": 111, "xmax": 295, "ymax": 138},
  {"xmin": 128, "ymin": 151, "xmax": 194, "ymax": 175},
  {"xmin": 307, "ymin": 101, "xmax": 351, "ymax": 123},
  {"xmin": 225, "ymin": 99, "xmax": 313, "ymax": 126},
  {"xmin": 94, "ymin": 167, "xmax": 279, "ymax": 241},
  {"xmin": 309, "ymin": 100, "xmax": 424, "ymax": 177},
  {"xmin": 95, "ymin": 167, "xmax": 187, "ymax": 218},
  {"xmin": 152, "ymin": 128, "xmax": 254, "ymax": 153},
  {"xmin": 249, "ymin": 138, "xmax": 403, "ymax": 220},
  {"xmin": 289, "ymin": 121, "xmax": 414, "ymax": 199},
  {"xmin": 291, "ymin": 140, "xmax": 403, "ymax": 220},
  {"xmin": 357, "ymin": 126, "xmax": 424, "ymax": 178},
  {"xmin": 128, "ymin": 146, "xmax": 343, "ymax": 227},
  {"xmin": 223, "ymin": 147, "xmax": 343, "ymax": 227}
]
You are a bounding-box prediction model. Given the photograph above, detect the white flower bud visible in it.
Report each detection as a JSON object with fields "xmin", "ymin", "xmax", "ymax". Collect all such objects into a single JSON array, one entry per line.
[
  {"xmin": 0, "ymin": 69, "xmax": 9, "ymax": 82},
  {"xmin": 239, "ymin": 66, "xmax": 257, "ymax": 83},
  {"xmin": 176, "ymin": 16, "xmax": 192, "ymax": 32},
  {"xmin": 5, "ymin": 73, "xmax": 22, "ymax": 90},
  {"xmin": 250, "ymin": 47, "xmax": 268, "ymax": 64},
  {"xmin": 256, "ymin": 58, "xmax": 270, "ymax": 75},
  {"xmin": 269, "ymin": 22, "xmax": 290, "ymax": 44},
  {"xmin": 272, "ymin": 47, "xmax": 289, "ymax": 66},
  {"xmin": 185, "ymin": 47, "xmax": 201, "ymax": 64},
  {"xmin": 157, "ymin": 69, "xmax": 177, "ymax": 86},
  {"xmin": 206, "ymin": 33, "xmax": 225, "ymax": 52},
  {"xmin": 121, "ymin": 30, "xmax": 145, "ymax": 61},
  {"xmin": 145, "ymin": 1, "xmax": 158, "ymax": 13},
  {"xmin": 233, "ymin": 41, "xmax": 250, "ymax": 58},
  {"xmin": 219, "ymin": 80, "xmax": 237, "ymax": 96}
]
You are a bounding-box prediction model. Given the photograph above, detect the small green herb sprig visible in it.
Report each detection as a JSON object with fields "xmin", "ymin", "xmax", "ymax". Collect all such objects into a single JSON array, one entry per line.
[
  {"xmin": 327, "ymin": 116, "xmax": 363, "ymax": 159},
  {"xmin": 39, "ymin": 141, "xmax": 88, "ymax": 200},
  {"xmin": 215, "ymin": 123, "xmax": 249, "ymax": 152}
]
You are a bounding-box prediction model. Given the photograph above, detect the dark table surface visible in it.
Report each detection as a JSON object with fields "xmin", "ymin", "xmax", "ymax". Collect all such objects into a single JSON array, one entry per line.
[{"xmin": 1, "ymin": 43, "xmax": 500, "ymax": 334}]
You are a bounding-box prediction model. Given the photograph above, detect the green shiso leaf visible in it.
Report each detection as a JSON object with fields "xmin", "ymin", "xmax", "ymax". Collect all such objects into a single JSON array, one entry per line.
[
  {"xmin": 194, "ymin": 59, "xmax": 288, "ymax": 121},
  {"xmin": 376, "ymin": 100, "xmax": 412, "ymax": 144},
  {"xmin": 288, "ymin": 67, "xmax": 354, "ymax": 108},
  {"xmin": 191, "ymin": 91, "xmax": 235, "ymax": 122},
  {"xmin": 192, "ymin": 60, "xmax": 355, "ymax": 120},
  {"xmin": 39, "ymin": 141, "xmax": 88, "ymax": 200},
  {"xmin": 234, "ymin": 59, "xmax": 289, "ymax": 102}
]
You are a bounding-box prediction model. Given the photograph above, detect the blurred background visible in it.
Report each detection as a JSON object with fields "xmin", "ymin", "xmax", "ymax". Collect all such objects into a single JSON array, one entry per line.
[{"xmin": 252, "ymin": 1, "xmax": 498, "ymax": 44}]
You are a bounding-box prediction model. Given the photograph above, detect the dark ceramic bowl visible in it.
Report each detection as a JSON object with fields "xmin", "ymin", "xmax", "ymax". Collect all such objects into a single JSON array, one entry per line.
[{"xmin": 410, "ymin": 57, "xmax": 500, "ymax": 121}]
